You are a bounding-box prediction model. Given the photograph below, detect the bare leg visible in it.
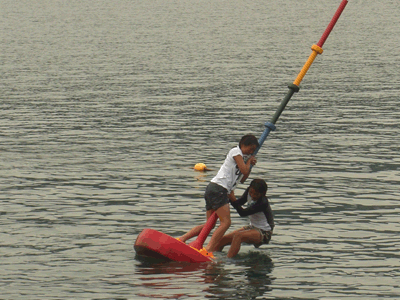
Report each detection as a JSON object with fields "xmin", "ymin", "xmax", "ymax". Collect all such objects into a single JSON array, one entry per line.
[
  {"xmin": 178, "ymin": 223, "xmax": 205, "ymax": 243},
  {"xmin": 214, "ymin": 227, "xmax": 249, "ymax": 252},
  {"xmin": 214, "ymin": 231, "xmax": 236, "ymax": 252},
  {"xmin": 179, "ymin": 210, "xmax": 217, "ymax": 243},
  {"xmin": 227, "ymin": 229, "xmax": 261, "ymax": 258},
  {"xmin": 205, "ymin": 204, "xmax": 231, "ymax": 252}
]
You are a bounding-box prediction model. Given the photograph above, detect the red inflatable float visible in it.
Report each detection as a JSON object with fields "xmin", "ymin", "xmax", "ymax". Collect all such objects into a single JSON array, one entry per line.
[{"xmin": 134, "ymin": 213, "xmax": 217, "ymax": 263}]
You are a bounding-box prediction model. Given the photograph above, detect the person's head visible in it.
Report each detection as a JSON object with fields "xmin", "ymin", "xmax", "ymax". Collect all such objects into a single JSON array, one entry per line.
[
  {"xmin": 238, "ymin": 134, "xmax": 259, "ymax": 155},
  {"xmin": 249, "ymin": 179, "xmax": 268, "ymax": 201}
]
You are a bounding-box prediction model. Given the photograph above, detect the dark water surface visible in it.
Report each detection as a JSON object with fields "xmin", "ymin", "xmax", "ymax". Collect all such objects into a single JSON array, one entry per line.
[{"xmin": 1, "ymin": 0, "xmax": 399, "ymax": 299}]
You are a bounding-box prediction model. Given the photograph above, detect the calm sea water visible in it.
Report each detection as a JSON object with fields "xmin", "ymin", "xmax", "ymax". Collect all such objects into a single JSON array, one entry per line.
[{"xmin": 1, "ymin": 0, "xmax": 399, "ymax": 299}]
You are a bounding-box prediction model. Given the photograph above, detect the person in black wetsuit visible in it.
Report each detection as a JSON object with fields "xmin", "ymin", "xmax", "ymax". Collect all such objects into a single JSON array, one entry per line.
[{"xmin": 214, "ymin": 178, "xmax": 274, "ymax": 258}]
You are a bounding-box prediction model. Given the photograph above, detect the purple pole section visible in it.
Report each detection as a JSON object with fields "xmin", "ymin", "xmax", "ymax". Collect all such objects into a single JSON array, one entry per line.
[{"xmin": 317, "ymin": 0, "xmax": 348, "ymax": 48}]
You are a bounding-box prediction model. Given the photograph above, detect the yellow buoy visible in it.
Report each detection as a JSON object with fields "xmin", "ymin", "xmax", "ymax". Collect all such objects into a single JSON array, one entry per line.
[{"xmin": 193, "ymin": 163, "xmax": 208, "ymax": 171}]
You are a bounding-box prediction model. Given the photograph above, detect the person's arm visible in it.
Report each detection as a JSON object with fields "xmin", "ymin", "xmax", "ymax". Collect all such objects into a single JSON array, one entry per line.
[
  {"xmin": 230, "ymin": 188, "xmax": 249, "ymax": 206},
  {"xmin": 240, "ymin": 173, "xmax": 250, "ymax": 184},
  {"xmin": 228, "ymin": 191, "xmax": 236, "ymax": 203},
  {"xmin": 233, "ymin": 155, "xmax": 256, "ymax": 180},
  {"xmin": 231, "ymin": 198, "xmax": 265, "ymax": 217},
  {"xmin": 266, "ymin": 200, "xmax": 275, "ymax": 231}
]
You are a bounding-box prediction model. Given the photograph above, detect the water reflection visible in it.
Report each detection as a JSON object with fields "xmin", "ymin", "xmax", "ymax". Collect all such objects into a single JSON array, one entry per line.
[
  {"xmin": 134, "ymin": 257, "xmax": 215, "ymax": 299},
  {"xmin": 134, "ymin": 250, "xmax": 274, "ymax": 299},
  {"xmin": 204, "ymin": 251, "xmax": 275, "ymax": 299},
  {"xmin": 194, "ymin": 172, "xmax": 208, "ymax": 183}
]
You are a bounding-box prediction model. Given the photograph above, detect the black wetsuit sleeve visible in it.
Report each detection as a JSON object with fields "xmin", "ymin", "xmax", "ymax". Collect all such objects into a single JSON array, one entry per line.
[
  {"xmin": 266, "ymin": 200, "xmax": 275, "ymax": 231},
  {"xmin": 230, "ymin": 187, "xmax": 249, "ymax": 207},
  {"xmin": 231, "ymin": 197, "xmax": 266, "ymax": 217}
]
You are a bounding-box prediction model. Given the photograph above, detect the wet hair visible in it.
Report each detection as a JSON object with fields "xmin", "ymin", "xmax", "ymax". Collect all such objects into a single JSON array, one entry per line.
[
  {"xmin": 239, "ymin": 134, "xmax": 259, "ymax": 148},
  {"xmin": 249, "ymin": 179, "xmax": 268, "ymax": 196}
]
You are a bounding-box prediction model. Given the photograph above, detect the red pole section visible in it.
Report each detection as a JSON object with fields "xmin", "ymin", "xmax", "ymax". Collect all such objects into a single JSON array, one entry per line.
[
  {"xmin": 293, "ymin": 0, "xmax": 348, "ymax": 87},
  {"xmin": 188, "ymin": 212, "xmax": 218, "ymax": 250},
  {"xmin": 317, "ymin": 0, "xmax": 348, "ymax": 47}
]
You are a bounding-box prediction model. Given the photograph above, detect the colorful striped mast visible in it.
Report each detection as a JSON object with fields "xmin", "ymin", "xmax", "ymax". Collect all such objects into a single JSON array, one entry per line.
[
  {"xmin": 135, "ymin": 0, "xmax": 349, "ymax": 263},
  {"xmin": 191, "ymin": 1, "xmax": 349, "ymax": 253},
  {"xmin": 254, "ymin": 0, "xmax": 348, "ymax": 155}
]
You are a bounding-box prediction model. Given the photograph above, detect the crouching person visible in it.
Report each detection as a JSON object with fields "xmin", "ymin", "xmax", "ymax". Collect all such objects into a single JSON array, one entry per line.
[{"xmin": 215, "ymin": 179, "xmax": 274, "ymax": 258}]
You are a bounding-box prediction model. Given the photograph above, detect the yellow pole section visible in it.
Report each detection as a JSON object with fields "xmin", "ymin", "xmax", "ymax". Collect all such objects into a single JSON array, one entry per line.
[{"xmin": 293, "ymin": 44, "xmax": 324, "ymax": 86}]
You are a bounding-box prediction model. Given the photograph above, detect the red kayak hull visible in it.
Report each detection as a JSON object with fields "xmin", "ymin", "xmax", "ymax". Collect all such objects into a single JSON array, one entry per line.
[{"xmin": 134, "ymin": 228, "xmax": 213, "ymax": 263}]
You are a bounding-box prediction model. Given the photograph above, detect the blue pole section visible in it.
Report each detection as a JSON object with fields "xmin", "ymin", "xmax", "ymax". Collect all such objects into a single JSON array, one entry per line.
[
  {"xmin": 254, "ymin": 122, "xmax": 276, "ymax": 156},
  {"xmin": 253, "ymin": 83, "xmax": 300, "ymax": 156}
]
